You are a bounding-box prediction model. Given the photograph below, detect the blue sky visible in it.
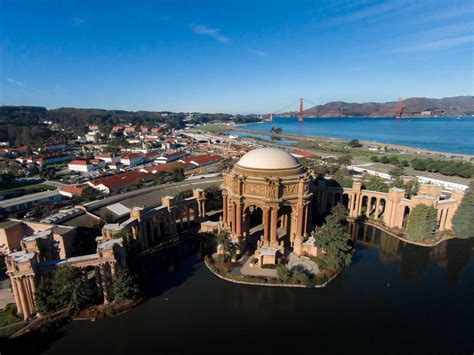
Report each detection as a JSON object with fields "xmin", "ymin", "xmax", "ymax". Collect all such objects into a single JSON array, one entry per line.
[{"xmin": 1, "ymin": 0, "xmax": 473, "ymax": 113}]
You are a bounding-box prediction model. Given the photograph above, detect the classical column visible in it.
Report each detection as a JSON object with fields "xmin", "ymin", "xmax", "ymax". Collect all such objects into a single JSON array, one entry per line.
[
  {"xmin": 23, "ymin": 278, "xmax": 35, "ymax": 317},
  {"xmin": 223, "ymin": 194, "xmax": 228, "ymax": 225},
  {"xmin": 304, "ymin": 202, "xmax": 309, "ymax": 236},
  {"xmin": 262, "ymin": 207, "xmax": 270, "ymax": 246},
  {"xmin": 270, "ymin": 207, "xmax": 278, "ymax": 246},
  {"xmin": 236, "ymin": 202, "xmax": 242, "ymax": 237},
  {"xmin": 230, "ymin": 202, "xmax": 235, "ymax": 233},
  {"xmin": 296, "ymin": 204, "xmax": 304, "ymax": 237},
  {"xmin": 11, "ymin": 278, "xmax": 23, "ymax": 317},
  {"xmin": 16, "ymin": 278, "xmax": 29, "ymax": 319}
]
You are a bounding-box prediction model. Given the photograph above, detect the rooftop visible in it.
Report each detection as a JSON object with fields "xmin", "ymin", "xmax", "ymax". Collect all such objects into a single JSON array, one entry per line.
[{"xmin": 237, "ymin": 148, "xmax": 300, "ymax": 170}]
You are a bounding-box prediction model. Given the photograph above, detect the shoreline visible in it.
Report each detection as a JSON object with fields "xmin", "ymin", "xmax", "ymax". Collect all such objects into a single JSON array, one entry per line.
[
  {"xmin": 203, "ymin": 221, "xmax": 454, "ymax": 290},
  {"xmin": 204, "ymin": 257, "xmax": 342, "ymax": 289},
  {"xmin": 360, "ymin": 219, "xmax": 454, "ymax": 247},
  {"xmin": 228, "ymin": 126, "xmax": 474, "ymax": 160}
]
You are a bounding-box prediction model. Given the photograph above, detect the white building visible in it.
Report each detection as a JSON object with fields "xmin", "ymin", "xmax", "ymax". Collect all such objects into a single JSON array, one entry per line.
[
  {"xmin": 95, "ymin": 154, "xmax": 121, "ymax": 164},
  {"xmin": 68, "ymin": 159, "xmax": 105, "ymax": 173},
  {"xmin": 68, "ymin": 160, "xmax": 94, "ymax": 172},
  {"xmin": 120, "ymin": 154, "xmax": 144, "ymax": 166}
]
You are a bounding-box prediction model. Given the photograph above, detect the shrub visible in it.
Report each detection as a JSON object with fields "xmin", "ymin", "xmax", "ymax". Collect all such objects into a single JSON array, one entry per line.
[
  {"xmin": 452, "ymin": 180, "xmax": 474, "ymax": 239},
  {"xmin": 370, "ymin": 156, "xmax": 380, "ymax": 162},
  {"xmin": 261, "ymin": 264, "xmax": 277, "ymax": 269},
  {"xmin": 380, "ymin": 156, "xmax": 390, "ymax": 164},
  {"xmin": 348, "ymin": 139, "xmax": 362, "ymax": 148},
  {"xmin": 405, "ymin": 204, "xmax": 438, "ymax": 241}
]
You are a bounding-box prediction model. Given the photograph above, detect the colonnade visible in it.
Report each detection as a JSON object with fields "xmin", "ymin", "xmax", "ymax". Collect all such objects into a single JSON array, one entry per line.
[{"xmin": 315, "ymin": 182, "xmax": 463, "ymax": 231}]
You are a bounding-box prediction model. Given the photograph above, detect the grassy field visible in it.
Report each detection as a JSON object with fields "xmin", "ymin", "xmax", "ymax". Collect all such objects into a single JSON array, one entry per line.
[{"xmin": 196, "ymin": 124, "xmax": 229, "ymax": 133}]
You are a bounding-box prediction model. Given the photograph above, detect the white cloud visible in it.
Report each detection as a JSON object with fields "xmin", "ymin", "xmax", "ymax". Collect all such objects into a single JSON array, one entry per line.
[
  {"xmin": 395, "ymin": 34, "xmax": 474, "ymax": 53},
  {"xmin": 6, "ymin": 78, "xmax": 25, "ymax": 87},
  {"xmin": 248, "ymin": 49, "xmax": 268, "ymax": 57},
  {"xmin": 191, "ymin": 24, "xmax": 229, "ymax": 43},
  {"xmin": 321, "ymin": 0, "xmax": 405, "ymax": 26}
]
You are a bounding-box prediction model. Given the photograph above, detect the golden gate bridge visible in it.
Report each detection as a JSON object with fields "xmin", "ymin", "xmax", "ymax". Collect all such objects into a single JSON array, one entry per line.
[{"xmin": 268, "ymin": 97, "xmax": 405, "ymax": 121}]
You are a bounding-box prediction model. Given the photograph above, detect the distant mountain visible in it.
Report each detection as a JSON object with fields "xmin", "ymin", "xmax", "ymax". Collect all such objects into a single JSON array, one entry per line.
[{"xmin": 282, "ymin": 96, "xmax": 474, "ymax": 118}]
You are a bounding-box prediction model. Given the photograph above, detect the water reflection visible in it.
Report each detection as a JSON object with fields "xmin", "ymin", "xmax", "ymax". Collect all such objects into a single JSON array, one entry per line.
[
  {"xmin": 350, "ymin": 223, "xmax": 473, "ymax": 284},
  {"xmin": 1, "ymin": 225, "xmax": 473, "ymax": 355}
]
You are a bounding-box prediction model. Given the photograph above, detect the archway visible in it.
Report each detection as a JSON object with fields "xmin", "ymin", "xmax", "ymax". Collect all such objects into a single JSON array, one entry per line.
[
  {"xmin": 277, "ymin": 205, "xmax": 293, "ymax": 248},
  {"xmin": 402, "ymin": 206, "xmax": 410, "ymax": 227},
  {"xmin": 379, "ymin": 198, "xmax": 386, "ymax": 219},
  {"xmin": 243, "ymin": 205, "xmax": 264, "ymax": 248},
  {"xmin": 369, "ymin": 197, "xmax": 377, "ymax": 218},
  {"xmin": 342, "ymin": 193, "xmax": 350, "ymax": 209},
  {"xmin": 360, "ymin": 195, "xmax": 368, "ymax": 216}
]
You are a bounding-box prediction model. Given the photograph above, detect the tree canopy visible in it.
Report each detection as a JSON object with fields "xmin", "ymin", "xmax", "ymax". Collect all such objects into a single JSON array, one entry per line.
[
  {"xmin": 313, "ymin": 205, "xmax": 353, "ymax": 271},
  {"xmin": 111, "ymin": 267, "xmax": 140, "ymax": 303},
  {"xmin": 452, "ymin": 181, "xmax": 474, "ymax": 239},
  {"xmin": 405, "ymin": 204, "xmax": 438, "ymax": 241},
  {"xmin": 35, "ymin": 265, "xmax": 93, "ymax": 316}
]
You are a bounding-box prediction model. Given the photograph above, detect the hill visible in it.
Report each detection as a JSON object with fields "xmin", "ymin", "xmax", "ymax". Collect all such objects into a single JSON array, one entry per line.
[{"xmin": 291, "ymin": 96, "xmax": 474, "ymax": 118}]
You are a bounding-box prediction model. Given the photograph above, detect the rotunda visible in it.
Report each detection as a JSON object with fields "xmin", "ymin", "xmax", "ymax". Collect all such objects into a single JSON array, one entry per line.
[{"xmin": 221, "ymin": 148, "xmax": 314, "ymax": 265}]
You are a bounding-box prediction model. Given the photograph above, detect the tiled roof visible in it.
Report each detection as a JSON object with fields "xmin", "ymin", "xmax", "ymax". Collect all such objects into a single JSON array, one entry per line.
[
  {"xmin": 69, "ymin": 160, "xmax": 90, "ymax": 165},
  {"xmin": 141, "ymin": 162, "xmax": 182, "ymax": 174},
  {"xmin": 60, "ymin": 185, "xmax": 85, "ymax": 196},
  {"xmin": 181, "ymin": 154, "xmax": 222, "ymax": 166},
  {"xmin": 90, "ymin": 171, "xmax": 153, "ymax": 190}
]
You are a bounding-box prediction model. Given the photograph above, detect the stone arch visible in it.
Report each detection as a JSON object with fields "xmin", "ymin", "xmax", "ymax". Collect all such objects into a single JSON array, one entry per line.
[
  {"xmin": 342, "ymin": 193, "xmax": 350, "ymax": 209},
  {"xmin": 369, "ymin": 196, "xmax": 378, "ymax": 217},
  {"xmin": 438, "ymin": 208, "xmax": 445, "ymax": 229},
  {"xmin": 243, "ymin": 204, "xmax": 264, "ymax": 239},
  {"xmin": 379, "ymin": 198, "xmax": 386, "ymax": 219},
  {"xmin": 360, "ymin": 195, "xmax": 369, "ymax": 216},
  {"xmin": 277, "ymin": 205, "xmax": 293, "ymax": 248},
  {"xmin": 402, "ymin": 206, "xmax": 410, "ymax": 227}
]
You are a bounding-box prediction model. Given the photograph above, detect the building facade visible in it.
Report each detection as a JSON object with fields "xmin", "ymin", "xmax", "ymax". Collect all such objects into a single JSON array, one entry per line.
[{"xmin": 221, "ymin": 148, "xmax": 465, "ymax": 266}]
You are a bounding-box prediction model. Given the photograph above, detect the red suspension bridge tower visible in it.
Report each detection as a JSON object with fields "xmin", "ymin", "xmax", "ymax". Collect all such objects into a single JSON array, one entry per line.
[
  {"xmin": 298, "ymin": 97, "xmax": 304, "ymax": 122},
  {"xmin": 395, "ymin": 98, "xmax": 404, "ymax": 119}
]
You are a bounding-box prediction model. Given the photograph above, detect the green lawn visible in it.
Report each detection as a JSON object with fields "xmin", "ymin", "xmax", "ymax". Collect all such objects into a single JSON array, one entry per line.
[
  {"xmin": 0, "ymin": 303, "xmax": 21, "ymax": 327},
  {"xmin": 196, "ymin": 124, "xmax": 229, "ymax": 133}
]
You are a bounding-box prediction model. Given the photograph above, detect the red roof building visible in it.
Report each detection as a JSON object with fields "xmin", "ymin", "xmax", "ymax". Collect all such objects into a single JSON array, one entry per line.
[
  {"xmin": 180, "ymin": 154, "xmax": 222, "ymax": 167},
  {"xmin": 87, "ymin": 171, "xmax": 153, "ymax": 193},
  {"xmin": 59, "ymin": 185, "xmax": 86, "ymax": 198}
]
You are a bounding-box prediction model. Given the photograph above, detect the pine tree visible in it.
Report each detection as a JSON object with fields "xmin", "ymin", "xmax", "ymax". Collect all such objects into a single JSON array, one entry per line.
[
  {"xmin": 314, "ymin": 211, "xmax": 353, "ymax": 271},
  {"xmin": 34, "ymin": 265, "xmax": 93, "ymax": 316},
  {"xmin": 35, "ymin": 277, "xmax": 57, "ymax": 317},
  {"xmin": 52, "ymin": 265, "xmax": 92, "ymax": 314},
  {"xmin": 452, "ymin": 180, "xmax": 474, "ymax": 239},
  {"xmin": 111, "ymin": 268, "xmax": 140, "ymax": 303},
  {"xmin": 405, "ymin": 204, "xmax": 438, "ymax": 241}
]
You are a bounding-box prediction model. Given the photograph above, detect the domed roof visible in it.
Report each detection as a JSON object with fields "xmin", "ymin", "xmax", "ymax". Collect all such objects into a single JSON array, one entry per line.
[{"xmin": 236, "ymin": 148, "xmax": 300, "ymax": 170}]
